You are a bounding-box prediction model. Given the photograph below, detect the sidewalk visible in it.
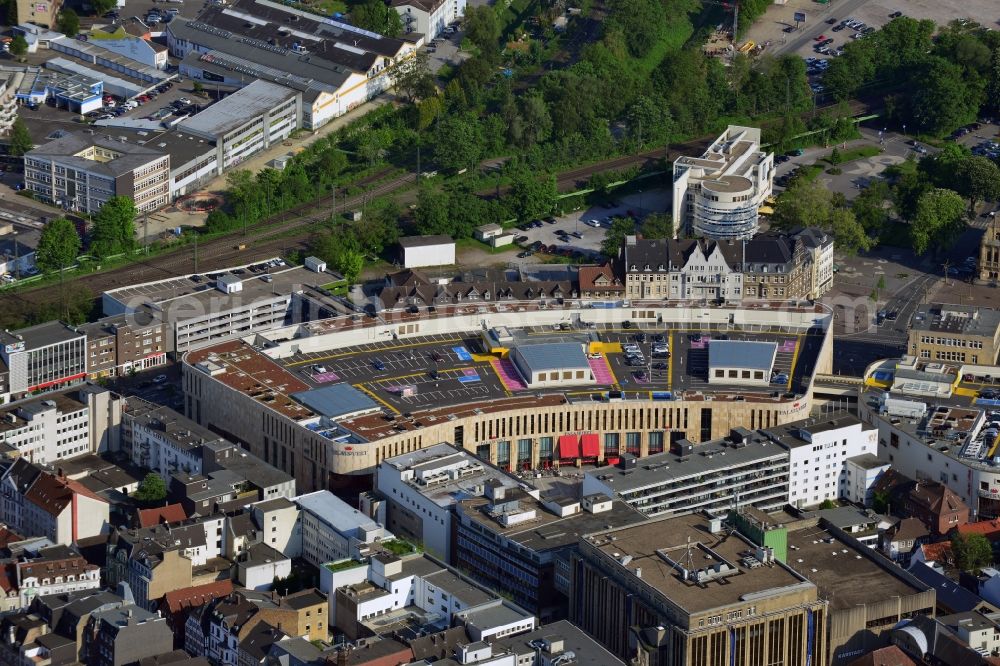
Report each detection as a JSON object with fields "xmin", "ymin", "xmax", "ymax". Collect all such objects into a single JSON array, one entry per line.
[{"xmin": 141, "ymin": 93, "xmax": 398, "ymax": 242}]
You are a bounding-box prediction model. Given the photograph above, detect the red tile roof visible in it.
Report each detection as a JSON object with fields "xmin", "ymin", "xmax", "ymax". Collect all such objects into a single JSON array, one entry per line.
[
  {"xmin": 0, "ymin": 525, "xmax": 24, "ymax": 548},
  {"xmin": 162, "ymin": 580, "xmax": 234, "ymax": 615},
  {"xmin": 919, "ymin": 542, "xmax": 954, "ymax": 565},
  {"xmin": 138, "ymin": 504, "xmax": 188, "ymax": 528},
  {"xmin": 0, "ymin": 563, "xmax": 15, "ymax": 594},
  {"xmin": 958, "ymin": 519, "xmax": 1000, "ymax": 541},
  {"xmin": 847, "ymin": 645, "xmax": 918, "ymax": 666},
  {"xmin": 23, "ymin": 472, "xmax": 108, "ymax": 517},
  {"xmin": 578, "ymin": 263, "xmax": 623, "ymax": 292}
]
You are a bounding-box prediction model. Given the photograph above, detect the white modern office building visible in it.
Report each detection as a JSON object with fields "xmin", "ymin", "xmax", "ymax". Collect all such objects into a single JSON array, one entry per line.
[
  {"xmin": 763, "ymin": 413, "xmax": 880, "ymax": 509},
  {"xmin": 672, "ymin": 125, "xmax": 774, "ymax": 240}
]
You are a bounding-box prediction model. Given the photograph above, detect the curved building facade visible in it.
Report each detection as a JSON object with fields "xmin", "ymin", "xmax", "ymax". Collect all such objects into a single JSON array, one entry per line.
[
  {"xmin": 182, "ymin": 301, "xmax": 832, "ymax": 493},
  {"xmin": 673, "ymin": 125, "xmax": 774, "ymax": 241}
]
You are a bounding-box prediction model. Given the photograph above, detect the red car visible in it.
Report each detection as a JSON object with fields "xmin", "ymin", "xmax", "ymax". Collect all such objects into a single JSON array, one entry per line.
[{"xmin": 814, "ymin": 34, "xmax": 826, "ymax": 41}]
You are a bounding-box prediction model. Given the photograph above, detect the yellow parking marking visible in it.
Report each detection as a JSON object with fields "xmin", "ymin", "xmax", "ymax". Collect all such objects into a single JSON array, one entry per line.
[
  {"xmin": 472, "ymin": 352, "xmax": 497, "ymax": 362},
  {"xmin": 486, "ymin": 360, "xmax": 513, "ymax": 396},
  {"xmin": 953, "ymin": 386, "xmax": 978, "ymax": 398},
  {"xmin": 601, "ymin": 354, "xmax": 618, "ymax": 386},
  {"xmin": 286, "ymin": 337, "xmax": 464, "ymax": 366},
  {"xmin": 786, "ymin": 336, "xmax": 803, "ymax": 391},
  {"xmin": 353, "ymin": 383, "xmax": 399, "ymax": 414}
]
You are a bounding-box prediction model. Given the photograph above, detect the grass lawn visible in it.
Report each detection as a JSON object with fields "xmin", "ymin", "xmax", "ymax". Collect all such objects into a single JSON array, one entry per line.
[
  {"xmin": 825, "ymin": 146, "xmax": 881, "ymax": 165},
  {"xmin": 324, "ymin": 559, "xmax": 364, "ymax": 573},
  {"xmin": 298, "ymin": 0, "xmax": 347, "ymax": 16},
  {"xmin": 381, "ymin": 539, "xmax": 420, "ymax": 555},
  {"xmin": 797, "ymin": 164, "xmax": 824, "ymax": 182},
  {"xmin": 456, "ymin": 237, "xmax": 519, "ymax": 255}
]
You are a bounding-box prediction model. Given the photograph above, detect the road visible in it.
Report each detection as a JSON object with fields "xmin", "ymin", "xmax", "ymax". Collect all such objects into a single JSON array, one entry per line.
[{"xmin": 771, "ymin": 0, "xmax": 870, "ymax": 56}]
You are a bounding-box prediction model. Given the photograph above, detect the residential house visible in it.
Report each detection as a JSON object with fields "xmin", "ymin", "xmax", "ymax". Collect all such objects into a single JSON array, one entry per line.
[
  {"xmin": 83, "ymin": 604, "xmax": 174, "ymax": 666},
  {"xmin": 15, "ymin": 545, "xmax": 100, "ymax": 609},
  {"xmin": 903, "ymin": 481, "xmax": 970, "ymax": 535},
  {"xmin": 577, "ymin": 263, "xmax": 624, "ymax": 300},
  {"xmin": 0, "ymin": 462, "xmax": 110, "ymax": 545},
  {"xmin": 157, "ymin": 580, "xmax": 234, "ymax": 650}
]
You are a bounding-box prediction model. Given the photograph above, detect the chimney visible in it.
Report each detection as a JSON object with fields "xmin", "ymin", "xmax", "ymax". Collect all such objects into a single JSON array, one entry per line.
[{"xmin": 337, "ymin": 647, "xmax": 350, "ymax": 666}]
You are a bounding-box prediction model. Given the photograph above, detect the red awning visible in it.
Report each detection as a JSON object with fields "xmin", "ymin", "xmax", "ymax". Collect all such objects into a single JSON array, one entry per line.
[
  {"xmin": 558, "ymin": 435, "xmax": 580, "ymax": 459},
  {"xmin": 581, "ymin": 433, "xmax": 600, "ymax": 458}
]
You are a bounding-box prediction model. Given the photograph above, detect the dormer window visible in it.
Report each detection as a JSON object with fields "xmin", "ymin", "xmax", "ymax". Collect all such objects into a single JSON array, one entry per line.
[
  {"xmin": 630, "ymin": 264, "xmax": 637, "ymax": 271},
  {"xmin": 644, "ymin": 264, "xmax": 651, "ymax": 271}
]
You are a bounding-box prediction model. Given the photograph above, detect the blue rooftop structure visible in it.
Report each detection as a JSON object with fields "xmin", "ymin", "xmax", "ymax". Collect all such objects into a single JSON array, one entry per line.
[
  {"xmin": 708, "ymin": 340, "xmax": 777, "ymax": 371},
  {"xmin": 292, "ymin": 383, "xmax": 379, "ymax": 419}
]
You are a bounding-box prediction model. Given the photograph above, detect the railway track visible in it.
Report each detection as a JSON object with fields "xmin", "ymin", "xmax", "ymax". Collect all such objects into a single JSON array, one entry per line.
[{"xmin": 1, "ymin": 99, "xmax": 873, "ymax": 310}]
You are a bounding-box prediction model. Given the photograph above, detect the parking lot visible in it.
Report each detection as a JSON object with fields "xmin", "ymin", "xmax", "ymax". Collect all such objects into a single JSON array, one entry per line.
[
  {"xmin": 109, "ymin": 361, "xmax": 184, "ymax": 412},
  {"xmin": 510, "ymin": 188, "xmax": 671, "ymax": 259},
  {"xmin": 274, "ymin": 320, "xmax": 824, "ymax": 413}
]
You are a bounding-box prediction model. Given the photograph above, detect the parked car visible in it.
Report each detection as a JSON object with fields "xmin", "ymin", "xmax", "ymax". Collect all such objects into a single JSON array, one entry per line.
[
  {"xmin": 372, "ymin": 359, "xmax": 386, "ymax": 371},
  {"xmin": 153, "ymin": 374, "xmax": 168, "ymax": 384}
]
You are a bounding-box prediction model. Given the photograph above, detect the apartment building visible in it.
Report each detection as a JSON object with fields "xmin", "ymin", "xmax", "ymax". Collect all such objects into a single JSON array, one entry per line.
[
  {"xmin": 78, "ymin": 310, "xmax": 169, "ymax": 378},
  {"xmin": 14, "ymin": 0, "xmax": 61, "ymax": 28},
  {"xmin": 122, "ymin": 400, "xmax": 223, "ymax": 478},
  {"xmin": 16, "ymin": 545, "xmax": 101, "ymax": 609},
  {"xmin": 393, "ymin": 0, "xmax": 465, "ymax": 39},
  {"xmin": 0, "ymin": 322, "xmax": 86, "ymax": 398},
  {"xmin": 82, "ymin": 604, "xmax": 174, "ymax": 666},
  {"xmin": 763, "ymin": 412, "xmax": 880, "ymax": 509},
  {"xmin": 620, "ymin": 229, "xmax": 830, "ymax": 302},
  {"xmin": 907, "ymin": 304, "xmax": 1000, "ymax": 365},
  {"xmin": 979, "ymin": 215, "xmax": 1000, "ymax": 282},
  {"xmin": 0, "ymin": 386, "xmax": 120, "ymax": 464},
  {"xmin": 294, "ymin": 490, "xmax": 391, "ymax": 568},
  {"xmin": 621, "ymin": 236, "xmax": 743, "ymax": 301},
  {"xmin": 24, "ymin": 133, "xmax": 170, "ymax": 214},
  {"xmin": 582, "ymin": 429, "xmax": 791, "ymax": 519},
  {"xmin": 0, "ymin": 460, "xmax": 110, "ymax": 545},
  {"xmin": 672, "ymin": 125, "xmax": 775, "ymax": 240}
]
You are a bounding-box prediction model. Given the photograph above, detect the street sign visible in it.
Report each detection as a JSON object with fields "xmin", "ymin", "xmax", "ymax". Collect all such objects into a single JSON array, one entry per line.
[{"xmin": 793, "ymin": 11, "xmax": 807, "ymax": 23}]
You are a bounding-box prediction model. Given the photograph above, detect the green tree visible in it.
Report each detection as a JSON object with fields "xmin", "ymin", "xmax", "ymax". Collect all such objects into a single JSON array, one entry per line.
[
  {"xmin": 351, "ymin": 0, "xmax": 403, "ymax": 38},
  {"xmin": 988, "ymin": 47, "xmax": 1000, "ymax": 116},
  {"xmin": 907, "ymin": 58, "xmax": 983, "ymax": 136},
  {"xmin": 852, "ymin": 180, "xmax": 892, "ymax": 237},
  {"xmin": 134, "ymin": 472, "xmax": 167, "ymax": 503},
  {"xmin": 414, "ymin": 187, "xmax": 451, "ymax": 235},
  {"xmin": 464, "ymin": 5, "xmax": 500, "ymax": 54},
  {"xmin": 641, "ymin": 213, "xmax": 673, "ymax": 239},
  {"xmin": 818, "ymin": 499, "xmax": 837, "ymax": 510},
  {"xmin": 508, "ymin": 93, "xmax": 552, "ymax": 149},
  {"xmin": 952, "ymin": 532, "xmax": 993, "ymax": 572},
  {"xmin": 57, "ymin": 9, "xmax": 79, "ymax": 36},
  {"xmin": 601, "ymin": 217, "xmax": 636, "ymax": 258},
  {"xmin": 91, "ymin": 0, "xmax": 117, "ymax": 15},
  {"xmin": 773, "ymin": 178, "xmax": 871, "ymax": 254},
  {"xmin": 36, "ymin": 217, "xmax": 81, "ymax": 273},
  {"xmin": 90, "ymin": 196, "xmax": 138, "ymax": 258},
  {"xmin": 955, "ymin": 155, "xmax": 1000, "ymax": 214},
  {"xmin": 8, "ymin": 117, "xmax": 33, "ymax": 157},
  {"xmin": 871, "ymin": 489, "xmax": 891, "ymax": 514},
  {"xmin": 193, "ymin": 81, "xmax": 205, "ymax": 95},
  {"xmin": 9, "ymin": 34, "xmax": 27, "ymax": 57},
  {"xmin": 507, "ymin": 173, "xmax": 556, "ymax": 222},
  {"xmin": 393, "ymin": 51, "xmax": 436, "ymax": 103},
  {"xmin": 432, "ymin": 114, "xmax": 483, "ymax": 173},
  {"xmin": 911, "ymin": 188, "xmax": 966, "ymax": 256},
  {"xmin": 605, "ymin": 0, "xmax": 665, "ymax": 58}
]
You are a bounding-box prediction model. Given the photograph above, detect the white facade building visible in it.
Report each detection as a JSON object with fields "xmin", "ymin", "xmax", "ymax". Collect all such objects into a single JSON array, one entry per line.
[
  {"xmin": 178, "ymin": 81, "xmax": 300, "ymax": 173},
  {"xmin": 16, "ymin": 552, "xmax": 101, "ymax": 608},
  {"xmin": 765, "ymin": 413, "xmax": 879, "ymax": 509},
  {"xmin": 376, "ymin": 444, "xmax": 520, "ymax": 561},
  {"xmin": 393, "ymin": 0, "xmax": 466, "ymax": 40},
  {"xmin": 672, "ymin": 125, "xmax": 774, "ymax": 240},
  {"xmin": 0, "ymin": 392, "xmax": 92, "ymax": 464},
  {"xmin": 0, "ymin": 322, "xmax": 87, "ymax": 397},
  {"xmin": 844, "ymin": 454, "xmax": 891, "ymax": 505},
  {"xmin": 294, "ymin": 491, "xmax": 391, "ymax": 568},
  {"xmin": 399, "ymin": 235, "xmax": 456, "ymax": 269}
]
